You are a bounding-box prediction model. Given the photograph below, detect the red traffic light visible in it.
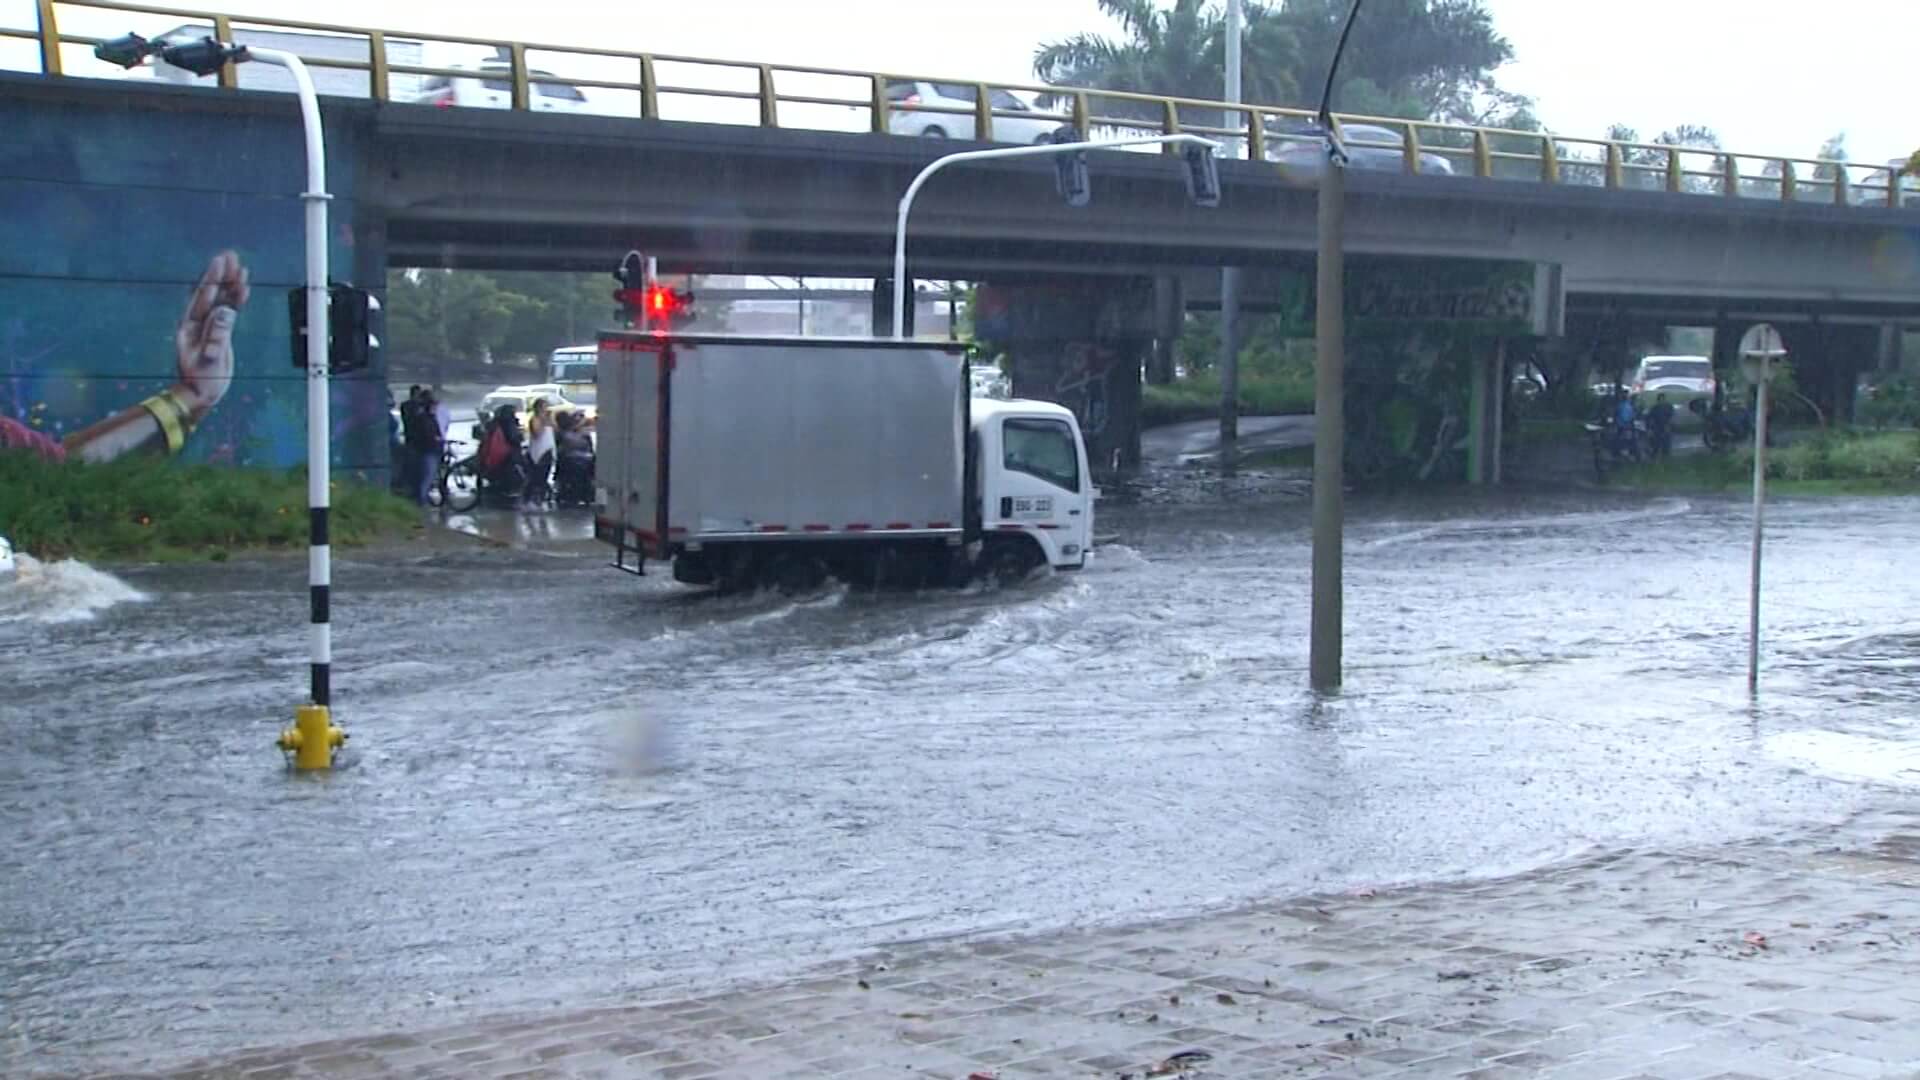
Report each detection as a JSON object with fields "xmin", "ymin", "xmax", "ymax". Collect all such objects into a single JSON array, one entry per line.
[
  {"xmin": 645, "ymin": 285, "xmax": 681, "ymax": 317},
  {"xmin": 614, "ymin": 284, "xmax": 691, "ymax": 328}
]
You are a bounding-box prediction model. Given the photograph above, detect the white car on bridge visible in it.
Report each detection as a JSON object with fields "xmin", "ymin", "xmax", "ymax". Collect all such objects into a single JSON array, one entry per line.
[
  {"xmin": 409, "ymin": 61, "xmax": 590, "ymax": 113},
  {"xmin": 1268, "ymin": 122, "xmax": 1455, "ymax": 176},
  {"xmin": 885, "ymin": 80, "xmax": 1066, "ymax": 144}
]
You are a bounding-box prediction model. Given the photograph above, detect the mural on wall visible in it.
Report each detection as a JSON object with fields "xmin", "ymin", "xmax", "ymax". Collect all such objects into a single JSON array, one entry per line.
[{"xmin": 0, "ymin": 94, "xmax": 388, "ymax": 475}]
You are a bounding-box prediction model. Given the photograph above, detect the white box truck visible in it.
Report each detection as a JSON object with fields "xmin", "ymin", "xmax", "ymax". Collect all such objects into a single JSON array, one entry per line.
[{"xmin": 593, "ymin": 332, "xmax": 1094, "ymax": 590}]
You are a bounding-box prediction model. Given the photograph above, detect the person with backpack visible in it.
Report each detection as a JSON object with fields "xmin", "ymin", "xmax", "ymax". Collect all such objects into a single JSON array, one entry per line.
[{"xmin": 478, "ymin": 403, "xmax": 526, "ymax": 501}]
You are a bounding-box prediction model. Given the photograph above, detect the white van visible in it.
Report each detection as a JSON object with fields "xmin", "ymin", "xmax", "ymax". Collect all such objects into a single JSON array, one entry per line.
[{"xmin": 548, "ymin": 345, "xmax": 597, "ymax": 404}]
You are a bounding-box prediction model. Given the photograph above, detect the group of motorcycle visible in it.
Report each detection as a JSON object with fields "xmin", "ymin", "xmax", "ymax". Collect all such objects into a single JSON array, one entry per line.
[{"xmin": 1586, "ymin": 396, "xmax": 1757, "ymax": 481}]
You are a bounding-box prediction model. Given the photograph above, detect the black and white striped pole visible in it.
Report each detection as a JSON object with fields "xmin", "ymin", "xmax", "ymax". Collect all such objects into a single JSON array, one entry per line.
[
  {"xmin": 91, "ymin": 31, "xmax": 347, "ymax": 768},
  {"xmin": 254, "ymin": 44, "xmax": 347, "ymax": 769}
]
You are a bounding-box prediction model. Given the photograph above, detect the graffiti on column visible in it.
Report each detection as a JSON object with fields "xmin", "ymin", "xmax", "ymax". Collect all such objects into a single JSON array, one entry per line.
[{"xmin": 1052, "ymin": 343, "xmax": 1119, "ymax": 439}]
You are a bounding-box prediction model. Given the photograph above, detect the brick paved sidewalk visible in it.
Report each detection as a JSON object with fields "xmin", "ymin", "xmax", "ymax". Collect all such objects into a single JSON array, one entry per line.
[{"xmin": 118, "ymin": 809, "xmax": 1920, "ymax": 1080}]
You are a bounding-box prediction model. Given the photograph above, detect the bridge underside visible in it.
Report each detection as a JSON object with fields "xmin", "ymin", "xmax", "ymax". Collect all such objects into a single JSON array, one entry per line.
[{"xmin": 4, "ymin": 72, "xmax": 1917, "ymax": 482}]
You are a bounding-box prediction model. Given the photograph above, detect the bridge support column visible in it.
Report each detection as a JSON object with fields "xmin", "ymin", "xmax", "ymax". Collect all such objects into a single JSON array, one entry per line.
[
  {"xmin": 1465, "ymin": 339, "xmax": 1510, "ymax": 486},
  {"xmin": 975, "ymin": 278, "xmax": 1154, "ymax": 475},
  {"xmin": 1149, "ymin": 275, "xmax": 1183, "ymax": 385}
]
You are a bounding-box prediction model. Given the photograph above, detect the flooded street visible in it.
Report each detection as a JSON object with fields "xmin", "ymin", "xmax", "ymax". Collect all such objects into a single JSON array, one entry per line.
[{"xmin": 3, "ymin": 488, "xmax": 1917, "ymax": 1074}]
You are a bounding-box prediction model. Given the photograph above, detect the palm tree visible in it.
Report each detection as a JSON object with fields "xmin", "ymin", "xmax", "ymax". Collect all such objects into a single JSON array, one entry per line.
[{"xmin": 1031, "ymin": 0, "xmax": 1302, "ymax": 129}]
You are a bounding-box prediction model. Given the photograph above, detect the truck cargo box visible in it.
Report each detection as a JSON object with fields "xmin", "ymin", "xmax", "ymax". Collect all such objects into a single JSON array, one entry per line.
[{"xmin": 596, "ymin": 333, "xmax": 968, "ymax": 559}]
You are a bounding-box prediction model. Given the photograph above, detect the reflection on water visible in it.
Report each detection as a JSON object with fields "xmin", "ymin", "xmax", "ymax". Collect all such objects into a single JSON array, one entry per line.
[{"xmin": 2, "ymin": 489, "xmax": 1917, "ymax": 1073}]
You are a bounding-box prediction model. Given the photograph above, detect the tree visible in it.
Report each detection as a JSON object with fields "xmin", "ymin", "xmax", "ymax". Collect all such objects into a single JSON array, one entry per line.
[
  {"xmin": 1813, "ymin": 132, "xmax": 1847, "ymax": 181},
  {"xmin": 1604, "ymin": 122, "xmax": 1724, "ymax": 193},
  {"xmin": 1032, "ymin": 0, "xmax": 1301, "ymax": 126},
  {"xmin": 488, "ymin": 271, "xmax": 614, "ymax": 358},
  {"xmin": 1274, "ymin": 0, "xmax": 1515, "ymax": 122},
  {"xmin": 385, "ymin": 269, "xmax": 527, "ymax": 372},
  {"xmin": 1031, "ymin": 0, "xmax": 1518, "ymax": 128}
]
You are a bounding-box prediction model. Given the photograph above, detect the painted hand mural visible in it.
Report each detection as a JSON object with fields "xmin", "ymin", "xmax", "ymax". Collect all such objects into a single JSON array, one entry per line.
[{"xmin": 2, "ymin": 252, "xmax": 250, "ymax": 463}]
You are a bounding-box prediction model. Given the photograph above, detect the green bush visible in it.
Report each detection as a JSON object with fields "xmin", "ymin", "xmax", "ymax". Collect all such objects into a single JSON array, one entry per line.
[
  {"xmin": 1860, "ymin": 375, "xmax": 1920, "ymax": 430},
  {"xmin": 1762, "ymin": 431, "xmax": 1920, "ymax": 482},
  {"xmin": 1626, "ymin": 431, "xmax": 1920, "ymax": 490},
  {"xmin": 0, "ymin": 454, "xmax": 419, "ymax": 561},
  {"xmin": 1142, "ymin": 372, "xmax": 1315, "ymax": 428}
]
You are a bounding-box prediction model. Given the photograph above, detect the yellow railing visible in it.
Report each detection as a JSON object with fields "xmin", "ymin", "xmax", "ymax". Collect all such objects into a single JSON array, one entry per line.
[{"xmin": 6, "ymin": 0, "xmax": 1908, "ymax": 210}]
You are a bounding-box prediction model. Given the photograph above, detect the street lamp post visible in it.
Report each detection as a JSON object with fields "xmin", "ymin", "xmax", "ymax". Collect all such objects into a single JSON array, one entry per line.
[
  {"xmin": 892, "ymin": 134, "xmax": 1223, "ymax": 340},
  {"xmin": 1219, "ymin": 0, "xmax": 1244, "ymax": 469},
  {"xmin": 1309, "ymin": 0, "xmax": 1365, "ymax": 693},
  {"xmin": 95, "ymin": 32, "xmax": 346, "ymax": 767}
]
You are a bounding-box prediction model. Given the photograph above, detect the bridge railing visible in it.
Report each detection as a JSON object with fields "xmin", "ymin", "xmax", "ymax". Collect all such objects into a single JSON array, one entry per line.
[{"xmin": 6, "ymin": 0, "xmax": 1909, "ymax": 210}]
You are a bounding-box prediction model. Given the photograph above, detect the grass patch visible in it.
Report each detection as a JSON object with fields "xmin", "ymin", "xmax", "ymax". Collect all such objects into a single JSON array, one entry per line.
[
  {"xmin": 1142, "ymin": 373, "xmax": 1314, "ymax": 428},
  {"xmin": 0, "ymin": 454, "xmax": 419, "ymax": 562},
  {"xmin": 1620, "ymin": 431, "xmax": 1920, "ymax": 494}
]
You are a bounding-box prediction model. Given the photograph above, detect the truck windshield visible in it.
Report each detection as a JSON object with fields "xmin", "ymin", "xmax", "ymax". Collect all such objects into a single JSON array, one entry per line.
[{"xmin": 1003, "ymin": 418, "xmax": 1080, "ymax": 492}]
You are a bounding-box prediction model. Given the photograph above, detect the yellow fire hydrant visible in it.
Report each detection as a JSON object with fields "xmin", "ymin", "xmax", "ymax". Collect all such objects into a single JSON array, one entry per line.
[{"xmin": 277, "ymin": 704, "xmax": 347, "ymax": 770}]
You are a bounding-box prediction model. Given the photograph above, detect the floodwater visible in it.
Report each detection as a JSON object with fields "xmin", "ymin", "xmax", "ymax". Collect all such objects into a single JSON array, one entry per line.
[{"xmin": 3, "ymin": 486, "xmax": 1917, "ymax": 1074}]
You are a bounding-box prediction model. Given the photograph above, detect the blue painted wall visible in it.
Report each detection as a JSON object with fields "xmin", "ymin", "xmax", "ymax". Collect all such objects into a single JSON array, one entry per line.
[{"xmin": 0, "ymin": 90, "xmax": 389, "ymax": 475}]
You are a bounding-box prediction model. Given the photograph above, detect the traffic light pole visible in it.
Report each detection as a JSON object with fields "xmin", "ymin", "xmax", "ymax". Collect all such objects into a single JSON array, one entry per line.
[
  {"xmin": 891, "ymin": 134, "xmax": 1221, "ymax": 339},
  {"xmin": 251, "ymin": 47, "xmax": 347, "ymax": 769}
]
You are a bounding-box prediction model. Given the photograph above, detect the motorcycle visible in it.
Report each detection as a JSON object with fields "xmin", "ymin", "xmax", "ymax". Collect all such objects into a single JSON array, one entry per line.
[
  {"xmin": 1585, "ymin": 414, "xmax": 1649, "ymax": 481},
  {"xmin": 1690, "ymin": 398, "xmax": 1755, "ymax": 451}
]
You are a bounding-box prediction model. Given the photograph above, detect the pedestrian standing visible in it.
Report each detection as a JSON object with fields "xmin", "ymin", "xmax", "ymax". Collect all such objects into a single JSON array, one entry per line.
[
  {"xmin": 397, "ymin": 386, "xmax": 425, "ymax": 494},
  {"xmin": 1647, "ymin": 392, "xmax": 1676, "ymax": 458},
  {"xmin": 524, "ymin": 397, "xmax": 557, "ymax": 507},
  {"xmin": 403, "ymin": 389, "xmax": 443, "ymax": 506}
]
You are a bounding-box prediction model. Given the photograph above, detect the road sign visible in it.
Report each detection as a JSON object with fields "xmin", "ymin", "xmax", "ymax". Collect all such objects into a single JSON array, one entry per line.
[
  {"xmin": 1736, "ymin": 322, "xmax": 1785, "ymax": 697},
  {"xmin": 1738, "ymin": 322, "xmax": 1788, "ymax": 359}
]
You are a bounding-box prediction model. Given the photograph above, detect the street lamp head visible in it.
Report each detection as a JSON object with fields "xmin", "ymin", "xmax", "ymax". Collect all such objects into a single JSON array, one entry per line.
[
  {"xmin": 93, "ymin": 32, "xmax": 155, "ymax": 69},
  {"xmin": 159, "ymin": 37, "xmax": 247, "ymax": 78}
]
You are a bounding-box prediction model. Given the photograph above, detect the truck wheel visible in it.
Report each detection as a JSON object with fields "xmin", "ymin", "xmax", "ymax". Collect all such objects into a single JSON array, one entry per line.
[
  {"xmin": 764, "ymin": 553, "xmax": 827, "ymax": 595},
  {"xmin": 979, "ymin": 538, "xmax": 1042, "ymax": 587},
  {"xmin": 672, "ymin": 553, "xmax": 715, "ymax": 586},
  {"xmin": 711, "ymin": 547, "xmax": 759, "ymax": 594}
]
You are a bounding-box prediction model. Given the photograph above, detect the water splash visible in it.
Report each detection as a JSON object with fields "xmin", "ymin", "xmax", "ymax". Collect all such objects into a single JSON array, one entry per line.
[{"xmin": 0, "ymin": 554, "xmax": 147, "ymax": 624}]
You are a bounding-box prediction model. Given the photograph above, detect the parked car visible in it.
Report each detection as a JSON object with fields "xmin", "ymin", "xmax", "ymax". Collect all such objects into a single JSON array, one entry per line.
[
  {"xmin": 409, "ymin": 62, "xmax": 589, "ymax": 113},
  {"xmin": 1630, "ymin": 355, "xmax": 1715, "ymax": 410},
  {"xmin": 885, "ymin": 79, "xmax": 1064, "ymax": 143},
  {"xmin": 971, "ymin": 366, "xmax": 1011, "ymax": 400},
  {"xmin": 1268, "ymin": 122, "xmax": 1455, "ymax": 175},
  {"xmin": 476, "ymin": 384, "xmax": 594, "ymax": 430}
]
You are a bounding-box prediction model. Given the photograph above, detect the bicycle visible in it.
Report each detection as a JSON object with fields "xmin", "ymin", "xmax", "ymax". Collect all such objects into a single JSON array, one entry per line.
[{"xmin": 429, "ymin": 445, "xmax": 481, "ymax": 512}]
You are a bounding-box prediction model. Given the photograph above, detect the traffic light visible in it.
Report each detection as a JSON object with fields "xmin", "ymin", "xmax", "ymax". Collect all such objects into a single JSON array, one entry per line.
[
  {"xmin": 93, "ymin": 32, "xmax": 154, "ymax": 68},
  {"xmin": 644, "ymin": 284, "xmax": 695, "ymax": 326},
  {"xmin": 612, "ymin": 250, "xmax": 646, "ymax": 327},
  {"xmin": 289, "ymin": 284, "xmax": 381, "ymax": 373},
  {"xmin": 159, "ymin": 36, "xmax": 246, "ymax": 77},
  {"xmin": 1182, "ymin": 143, "xmax": 1221, "ymax": 208},
  {"xmin": 1048, "ymin": 128, "xmax": 1090, "ymax": 208}
]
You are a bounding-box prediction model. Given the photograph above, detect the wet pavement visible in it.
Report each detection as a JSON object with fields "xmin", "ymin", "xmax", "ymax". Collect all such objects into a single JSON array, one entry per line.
[
  {"xmin": 115, "ymin": 805, "xmax": 1920, "ymax": 1079},
  {"xmin": 1139, "ymin": 416, "xmax": 1314, "ymax": 467},
  {"xmin": 4, "ymin": 485, "xmax": 1919, "ymax": 1076}
]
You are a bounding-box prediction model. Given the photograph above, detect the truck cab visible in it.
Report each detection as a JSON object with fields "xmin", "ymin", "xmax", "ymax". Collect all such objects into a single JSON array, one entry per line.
[{"xmin": 971, "ymin": 398, "xmax": 1094, "ymax": 576}]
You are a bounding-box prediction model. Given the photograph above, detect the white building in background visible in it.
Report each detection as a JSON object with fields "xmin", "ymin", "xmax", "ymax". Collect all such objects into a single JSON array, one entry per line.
[{"xmin": 693, "ymin": 275, "xmax": 959, "ymax": 338}]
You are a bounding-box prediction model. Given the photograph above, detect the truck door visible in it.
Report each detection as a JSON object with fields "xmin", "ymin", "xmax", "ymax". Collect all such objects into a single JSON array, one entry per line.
[{"xmin": 989, "ymin": 415, "xmax": 1092, "ymax": 568}]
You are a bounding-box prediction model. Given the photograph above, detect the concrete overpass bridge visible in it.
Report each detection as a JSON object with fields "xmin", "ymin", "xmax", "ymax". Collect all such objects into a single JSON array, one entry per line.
[{"xmin": 3, "ymin": 2, "xmax": 1916, "ymax": 477}]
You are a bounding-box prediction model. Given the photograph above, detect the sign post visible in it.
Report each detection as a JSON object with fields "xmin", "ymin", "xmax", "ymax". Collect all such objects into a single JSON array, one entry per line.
[{"xmin": 1738, "ymin": 322, "xmax": 1787, "ymax": 696}]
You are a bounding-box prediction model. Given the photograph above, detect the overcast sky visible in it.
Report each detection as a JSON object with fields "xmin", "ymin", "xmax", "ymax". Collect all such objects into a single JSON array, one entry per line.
[{"xmin": 10, "ymin": 0, "xmax": 1912, "ymax": 165}]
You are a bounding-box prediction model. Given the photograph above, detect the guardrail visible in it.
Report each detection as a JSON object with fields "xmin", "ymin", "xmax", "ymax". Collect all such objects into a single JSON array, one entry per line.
[{"xmin": 6, "ymin": 0, "xmax": 1910, "ymax": 210}]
